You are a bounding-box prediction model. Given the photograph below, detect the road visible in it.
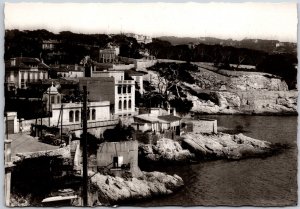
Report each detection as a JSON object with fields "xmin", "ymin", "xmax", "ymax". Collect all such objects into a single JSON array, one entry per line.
[{"xmin": 9, "ymin": 133, "xmax": 58, "ymax": 157}]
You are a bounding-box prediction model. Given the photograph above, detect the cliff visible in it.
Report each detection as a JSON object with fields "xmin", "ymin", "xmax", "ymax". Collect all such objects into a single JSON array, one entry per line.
[{"xmin": 187, "ymin": 90, "xmax": 297, "ymax": 115}]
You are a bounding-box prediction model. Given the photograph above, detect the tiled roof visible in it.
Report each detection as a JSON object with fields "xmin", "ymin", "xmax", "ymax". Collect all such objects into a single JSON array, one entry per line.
[{"xmin": 6, "ymin": 57, "xmax": 50, "ymax": 69}]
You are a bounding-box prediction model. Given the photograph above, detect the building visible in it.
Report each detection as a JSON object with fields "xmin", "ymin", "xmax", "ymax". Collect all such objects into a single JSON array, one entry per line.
[
  {"xmin": 133, "ymin": 107, "xmax": 181, "ymax": 135},
  {"xmin": 115, "ymin": 80, "xmax": 136, "ymax": 116},
  {"xmin": 99, "ymin": 47, "xmax": 119, "ymax": 63},
  {"xmin": 97, "ymin": 141, "xmax": 140, "ymax": 176},
  {"xmin": 125, "ymin": 70, "xmax": 144, "ymax": 94},
  {"xmin": 88, "ymin": 67, "xmax": 137, "ymax": 117},
  {"xmin": 77, "ymin": 77, "xmax": 115, "ymax": 110},
  {"xmin": 125, "ymin": 33, "xmax": 152, "ymax": 44},
  {"xmin": 51, "ymin": 64, "xmax": 85, "ymax": 78},
  {"xmin": 5, "ymin": 57, "xmax": 50, "ymax": 90},
  {"xmin": 42, "ymin": 83, "xmax": 62, "ymax": 112},
  {"xmin": 42, "ymin": 40, "xmax": 60, "ymax": 50}
]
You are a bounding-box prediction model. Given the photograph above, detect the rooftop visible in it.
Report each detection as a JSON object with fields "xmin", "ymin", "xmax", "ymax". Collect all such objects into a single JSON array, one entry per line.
[
  {"xmin": 6, "ymin": 57, "xmax": 50, "ymax": 69},
  {"xmin": 158, "ymin": 115, "xmax": 181, "ymax": 122}
]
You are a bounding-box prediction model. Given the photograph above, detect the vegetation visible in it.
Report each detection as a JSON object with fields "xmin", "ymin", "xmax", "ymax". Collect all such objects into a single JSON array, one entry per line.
[
  {"xmin": 103, "ymin": 121, "xmax": 135, "ymax": 142},
  {"xmin": 5, "ymin": 29, "xmax": 297, "ymax": 89},
  {"xmin": 141, "ymin": 62, "xmax": 195, "ymax": 114},
  {"xmin": 5, "ymin": 29, "xmax": 142, "ymax": 64}
]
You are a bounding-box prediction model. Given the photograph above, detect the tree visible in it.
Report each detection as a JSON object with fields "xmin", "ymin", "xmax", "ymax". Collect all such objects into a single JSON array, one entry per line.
[
  {"xmin": 169, "ymin": 98, "xmax": 193, "ymax": 116},
  {"xmin": 103, "ymin": 121, "xmax": 135, "ymax": 142},
  {"xmin": 256, "ymin": 53, "xmax": 297, "ymax": 89}
]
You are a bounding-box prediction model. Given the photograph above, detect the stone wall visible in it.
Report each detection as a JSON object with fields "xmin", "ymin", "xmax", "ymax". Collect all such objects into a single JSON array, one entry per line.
[{"xmin": 193, "ymin": 119, "xmax": 217, "ymax": 134}]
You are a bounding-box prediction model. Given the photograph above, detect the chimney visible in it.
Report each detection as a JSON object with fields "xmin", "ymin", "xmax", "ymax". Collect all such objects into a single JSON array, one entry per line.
[{"xmin": 10, "ymin": 58, "xmax": 16, "ymax": 66}]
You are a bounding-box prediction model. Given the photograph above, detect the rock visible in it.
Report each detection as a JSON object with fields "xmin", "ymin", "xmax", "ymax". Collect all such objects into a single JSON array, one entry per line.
[
  {"xmin": 139, "ymin": 138, "xmax": 195, "ymax": 163},
  {"xmin": 182, "ymin": 132, "xmax": 272, "ymax": 160},
  {"xmin": 89, "ymin": 171, "xmax": 184, "ymax": 205}
]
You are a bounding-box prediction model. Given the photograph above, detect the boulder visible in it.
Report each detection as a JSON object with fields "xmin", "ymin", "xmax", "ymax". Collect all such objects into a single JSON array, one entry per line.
[
  {"xmin": 89, "ymin": 171, "xmax": 184, "ymax": 205},
  {"xmin": 182, "ymin": 132, "xmax": 272, "ymax": 160},
  {"xmin": 139, "ymin": 138, "xmax": 195, "ymax": 163}
]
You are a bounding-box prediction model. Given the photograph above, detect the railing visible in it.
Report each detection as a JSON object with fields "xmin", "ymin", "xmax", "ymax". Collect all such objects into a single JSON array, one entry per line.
[{"xmin": 62, "ymin": 119, "xmax": 119, "ymax": 131}]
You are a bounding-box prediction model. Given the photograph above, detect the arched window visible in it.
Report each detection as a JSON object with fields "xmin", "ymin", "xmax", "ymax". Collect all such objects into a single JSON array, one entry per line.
[
  {"xmin": 118, "ymin": 86, "xmax": 122, "ymax": 94},
  {"xmin": 124, "ymin": 100, "xmax": 127, "ymax": 109},
  {"xmin": 75, "ymin": 110, "xmax": 80, "ymax": 122},
  {"xmin": 92, "ymin": 109, "xmax": 96, "ymax": 120},
  {"xmin": 119, "ymin": 100, "xmax": 122, "ymax": 110},
  {"xmin": 128, "ymin": 99, "xmax": 132, "ymax": 109},
  {"xmin": 123, "ymin": 86, "xmax": 127, "ymax": 94},
  {"xmin": 69, "ymin": 111, "xmax": 74, "ymax": 122}
]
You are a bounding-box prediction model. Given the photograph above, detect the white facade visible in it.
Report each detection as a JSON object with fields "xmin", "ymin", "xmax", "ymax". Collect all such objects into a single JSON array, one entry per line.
[
  {"xmin": 114, "ymin": 80, "xmax": 136, "ymax": 116},
  {"xmin": 5, "ymin": 58, "xmax": 49, "ymax": 90},
  {"xmin": 51, "ymin": 101, "xmax": 111, "ymax": 126},
  {"xmin": 130, "ymin": 75, "xmax": 143, "ymax": 95}
]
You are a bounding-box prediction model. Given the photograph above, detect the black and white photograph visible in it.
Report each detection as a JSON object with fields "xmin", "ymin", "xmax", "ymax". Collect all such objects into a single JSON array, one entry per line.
[{"xmin": 3, "ymin": 2, "xmax": 298, "ymax": 207}]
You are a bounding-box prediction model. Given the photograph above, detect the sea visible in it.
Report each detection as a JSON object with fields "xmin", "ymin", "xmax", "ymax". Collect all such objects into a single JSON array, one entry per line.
[{"xmin": 134, "ymin": 115, "xmax": 298, "ymax": 206}]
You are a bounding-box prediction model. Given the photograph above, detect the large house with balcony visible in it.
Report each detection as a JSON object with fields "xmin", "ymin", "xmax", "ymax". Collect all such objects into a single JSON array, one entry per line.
[{"xmin": 5, "ymin": 57, "xmax": 49, "ymax": 91}]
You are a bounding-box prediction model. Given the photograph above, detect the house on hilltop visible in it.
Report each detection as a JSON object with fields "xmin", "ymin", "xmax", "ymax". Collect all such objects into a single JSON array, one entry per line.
[{"xmin": 5, "ymin": 57, "xmax": 49, "ymax": 91}]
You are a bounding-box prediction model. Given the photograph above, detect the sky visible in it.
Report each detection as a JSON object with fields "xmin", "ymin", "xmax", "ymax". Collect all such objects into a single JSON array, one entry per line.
[{"xmin": 4, "ymin": 2, "xmax": 298, "ymax": 42}]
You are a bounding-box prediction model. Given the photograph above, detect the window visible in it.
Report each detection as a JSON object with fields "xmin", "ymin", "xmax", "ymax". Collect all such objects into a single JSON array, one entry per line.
[
  {"xmin": 118, "ymin": 86, "xmax": 122, "ymax": 94},
  {"xmin": 92, "ymin": 109, "xmax": 96, "ymax": 120},
  {"xmin": 57, "ymin": 96, "xmax": 61, "ymax": 104},
  {"xmin": 128, "ymin": 100, "xmax": 132, "ymax": 109},
  {"xmin": 51, "ymin": 96, "xmax": 55, "ymax": 104},
  {"xmin": 69, "ymin": 111, "xmax": 74, "ymax": 122},
  {"xmin": 75, "ymin": 110, "xmax": 80, "ymax": 122},
  {"xmin": 118, "ymin": 100, "xmax": 122, "ymax": 110},
  {"xmin": 124, "ymin": 100, "xmax": 127, "ymax": 109},
  {"xmin": 128, "ymin": 86, "xmax": 131, "ymax": 94},
  {"xmin": 123, "ymin": 86, "xmax": 127, "ymax": 94}
]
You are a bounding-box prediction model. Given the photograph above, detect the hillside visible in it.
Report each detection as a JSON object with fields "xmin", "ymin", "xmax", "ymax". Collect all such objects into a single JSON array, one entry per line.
[
  {"xmin": 156, "ymin": 36, "xmax": 297, "ymax": 54},
  {"xmin": 143, "ymin": 62, "xmax": 297, "ymax": 116}
]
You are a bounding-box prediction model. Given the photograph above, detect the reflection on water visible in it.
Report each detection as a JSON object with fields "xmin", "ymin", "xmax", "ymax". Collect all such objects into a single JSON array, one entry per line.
[{"xmin": 134, "ymin": 115, "xmax": 298, "ymax": 206}]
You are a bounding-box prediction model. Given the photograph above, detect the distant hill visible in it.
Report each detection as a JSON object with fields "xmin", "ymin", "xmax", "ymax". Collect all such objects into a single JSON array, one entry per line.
[{"xmin": 156, "ymin": 36, "xmax": 297, "ymax": 54}]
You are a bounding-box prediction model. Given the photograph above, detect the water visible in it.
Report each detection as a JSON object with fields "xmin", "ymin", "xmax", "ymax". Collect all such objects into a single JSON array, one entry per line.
[{"xmin": 135, "ymin": 115, "xmax": 298, "ymax": 206}]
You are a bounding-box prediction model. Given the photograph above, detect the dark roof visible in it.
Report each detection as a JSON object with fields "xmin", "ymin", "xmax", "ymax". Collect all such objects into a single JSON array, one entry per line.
[
  {"xmin": 6, "ymin": 57, "xmax": 50, "ymax": 69},
  {"xmin": 158, "ymin": 115, "xmax": 181, "ymax": 122},
  {"xmin": 50, "ymin": 64, "xmax": 84, "ymax": 72},
  {"xmin": 125, "ymin": 69, "xmax": 145, "ymax": 76}
]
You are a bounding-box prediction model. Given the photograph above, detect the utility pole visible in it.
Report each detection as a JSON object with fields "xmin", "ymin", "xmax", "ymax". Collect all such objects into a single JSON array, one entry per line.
[
  {"xmin": 82, "ymin": 86, "xmax": 88, "ymax": 206},
  {"xmin": 48, "ymin": 86, "xmax": 51, "ymax": 126},
  {"xmin": 60, "ymin": 104, "xmax": 63, "ymax": 143}
]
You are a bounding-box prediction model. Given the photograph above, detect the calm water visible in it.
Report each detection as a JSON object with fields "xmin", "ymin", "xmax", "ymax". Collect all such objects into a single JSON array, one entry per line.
[{"xmin": 135, "ymin": 115, "xmax": 298, "ymax": 206}]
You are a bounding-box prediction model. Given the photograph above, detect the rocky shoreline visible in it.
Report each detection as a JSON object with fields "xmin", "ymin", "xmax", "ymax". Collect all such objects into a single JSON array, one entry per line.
[
  {"xmin": 139, "ymin": 132, "xmax": 282, "ymax": 163},
  {"xmin": 89, "ymin": 171, "xmax": 184, "ymax": 205}
]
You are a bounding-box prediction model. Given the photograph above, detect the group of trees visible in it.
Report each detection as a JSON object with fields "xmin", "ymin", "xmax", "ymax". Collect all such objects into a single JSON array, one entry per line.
[
  {"xmin": 140, "ymin": 62, "xmax": 196, "ymax": 115},
  {"xmin": 5, "ymin": 29, "xmax": 142, "ymax": 64},
  {"xmin": 146, "ymin": 39, "xmax": 297, "ymax": 89}
]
